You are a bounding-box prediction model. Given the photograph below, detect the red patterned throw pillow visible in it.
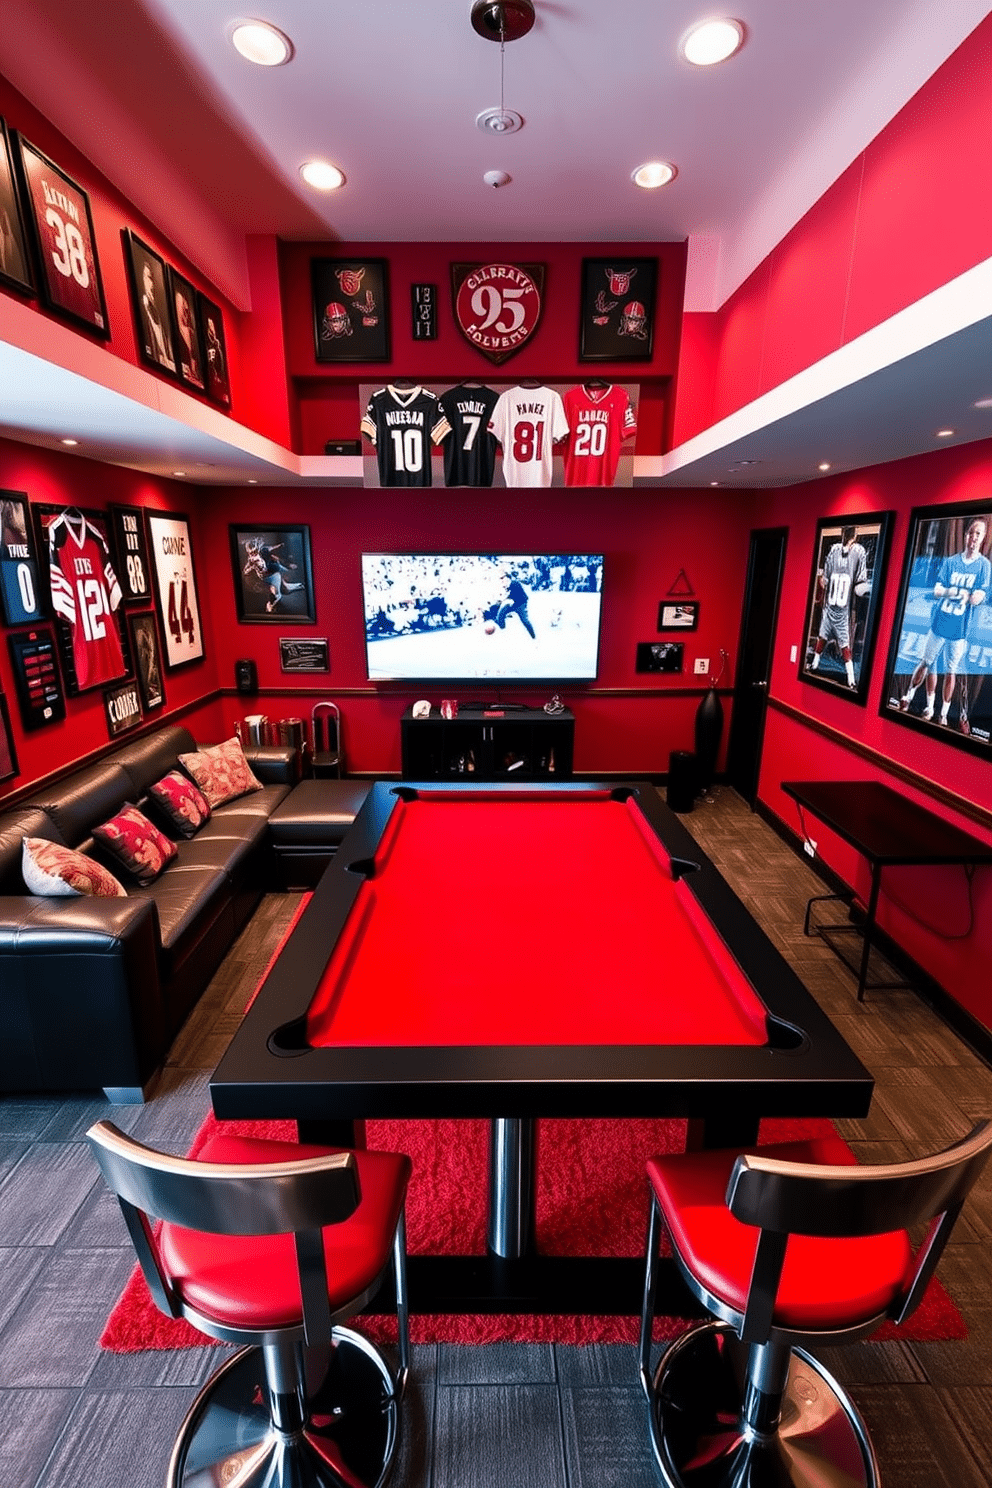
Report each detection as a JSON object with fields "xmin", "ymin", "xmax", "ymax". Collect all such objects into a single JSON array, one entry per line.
[
  {"xmin": 22, "ymin": 837, "xmax": 127, "ymax": 898},
  {"xmin": 177, "ymin": 737, "xmax": 262, "ymax": 808},
  {"xmin": 148, "ymin": 770, "xmax": 211, "ymax": 838},
  {"xmin": 92, "ymin": 804, "xmax": 178, "ymax": 886}
]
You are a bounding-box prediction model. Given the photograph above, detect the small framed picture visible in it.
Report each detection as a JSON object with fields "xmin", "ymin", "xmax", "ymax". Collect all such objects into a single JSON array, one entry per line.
[
  {"xmin": 799, "ymin": 512, "xmax": 892, "ymax": 704},
  {"xmin": 0, "ymin": 690, "xmax": 19, "ymax": 783},
  {"xmin": 579, "ymin": 257, "xmax": 657, "ymax": 362},
  {"xmin": 637, "ymin": 641, "xmax": 684, "ymax": 674},
  {"xmin": 7, "ymin": 626, "xmax": 65, "ymax": 731},
  {"xmin": 279, "ymin": 637, "xmax": 330, "ymax": 673},
  {"xmin": 124, "ymin": 231, "xmax": 177, "ymax": 375},
  {"xmin": 33, "ymin": 504, "xmax": 129, "ymax": 694},
  {"xmin": 881, "ymin": 502, "xmax": 992, "ymax": 753},
  {"xmin": 231, "ymin": 525, "xmax": 316, "ymax": 624},
  {"xmin": 312, "ymin": 258, "xmax": 391, "ymax": 362},
  {"xmin": 15, "ymin": 134, "xmax": 107, "ymax": 334},
  {"xmin": 168, "ymin": 267, "xmax": 206, "ymax": 392},
  {"xmin": 128, "ymin": 611, "xmax": 165, "ymax": 711},
  {"xmin": 109, "ymin": 504, "xmax": 153, "ymax": 603},
  {"xmin": 658, "ymin": 601, "xmax": 699, "ymax": 632},
  {"xmin": 411, "ymin": 283, "xmax": 437, "ymax": 340},
  {"xmin": 199, "ymin": 293, "xmax": 231, "ymax": 405},
  {"xmin": 146, "ymin": 511, "xmax": 205, "ymax": 669},
  {"xmin": 104, "ymin": 678, "xmax": 142, "ymax": 738},
  {"xmin": 0, "ymin": 118, "xmax": 34, "ymax": 295},
  {"xmin": 1, "ymin": 490, "xmax": 44, "ymax": 625}
]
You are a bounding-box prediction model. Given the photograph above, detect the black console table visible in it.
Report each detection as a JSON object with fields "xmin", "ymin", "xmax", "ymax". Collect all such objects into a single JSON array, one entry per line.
[
  {"xmin": 401, "ymin": 705, "xmax": 574, "ymax": 780},
  {"xmin": 782, "ymin": 779, "xmax": 992, "ymax": 1001}
]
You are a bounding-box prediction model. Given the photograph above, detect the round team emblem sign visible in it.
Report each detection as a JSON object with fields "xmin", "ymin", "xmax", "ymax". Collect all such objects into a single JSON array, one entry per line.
[{"xmin": 451, "ymin": 262, "xmax": 545, "ymax": 365}]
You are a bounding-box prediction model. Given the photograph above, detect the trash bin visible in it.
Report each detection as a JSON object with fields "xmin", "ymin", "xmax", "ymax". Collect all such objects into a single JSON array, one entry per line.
[{"xmin": 667, "ymin": 750, "xmax": 697, "ymax": 813}]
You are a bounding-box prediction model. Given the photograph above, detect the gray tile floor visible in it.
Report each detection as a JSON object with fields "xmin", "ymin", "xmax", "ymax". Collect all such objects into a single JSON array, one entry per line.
[{"xmin": 2, "ymin": 789, "xmax": 992, "ymax": 1487}]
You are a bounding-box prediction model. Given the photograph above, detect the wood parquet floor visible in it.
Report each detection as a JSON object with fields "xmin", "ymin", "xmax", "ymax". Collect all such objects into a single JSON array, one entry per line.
[{"xmin": 1, "ymin": 786, "xmax": 991, "ymax": 1486}]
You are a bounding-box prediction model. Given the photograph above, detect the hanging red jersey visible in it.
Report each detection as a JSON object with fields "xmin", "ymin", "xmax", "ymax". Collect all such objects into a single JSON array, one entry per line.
[
  {"xmin": 562, "ymin": 384, "xmax": 637, "ymax": 487},
  {"xmin": 47, "ymin": 510, "xmax": 126, "ymax": 690}
]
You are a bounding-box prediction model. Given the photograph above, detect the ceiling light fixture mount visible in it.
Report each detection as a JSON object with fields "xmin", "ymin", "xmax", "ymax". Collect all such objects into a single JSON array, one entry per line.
[
  {"xmin": 230, "ymin": 19, "xmax": 294, "ymax": 66},
  {"xmin": 471, "ymin": 0, "xmax": 536, "ymax": 43}
]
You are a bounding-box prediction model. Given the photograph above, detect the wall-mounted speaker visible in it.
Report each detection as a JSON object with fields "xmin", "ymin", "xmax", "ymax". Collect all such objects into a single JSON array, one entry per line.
[{"xmin": 235, "ymin": 658, "xmax": 258, "ymax": 694}]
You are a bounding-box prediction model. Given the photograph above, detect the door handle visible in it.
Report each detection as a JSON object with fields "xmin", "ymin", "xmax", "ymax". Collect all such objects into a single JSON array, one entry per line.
[{"xmin": 753, "ymin": 679, "xmax": 768, "ymax": 689}]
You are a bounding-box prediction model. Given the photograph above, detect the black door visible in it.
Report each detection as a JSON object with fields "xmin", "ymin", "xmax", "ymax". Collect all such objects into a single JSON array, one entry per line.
[{"xmin": 726, "ymin": 527, "xmax": 788, "ymax": 804}]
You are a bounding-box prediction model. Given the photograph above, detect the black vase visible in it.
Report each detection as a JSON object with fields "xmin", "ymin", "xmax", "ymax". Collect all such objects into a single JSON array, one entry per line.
[{"xmin": 694, "ymin": 687, "xmax": 724, "ymax": 791}]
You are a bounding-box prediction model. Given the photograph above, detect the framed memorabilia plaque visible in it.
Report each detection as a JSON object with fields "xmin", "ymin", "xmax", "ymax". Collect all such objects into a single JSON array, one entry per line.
[
  {"xmin": 0, "ymin": 117, "xmax": 34, "ymax": 295},
  {"xmin": 312, "ymin": 258, "xmax": 390, "ymax": 362},
  {"xmin": 7, "ymin": 626, "xmax": 65, "ymax": 731},
  {"xmin": 199, "ymin": 293, "xmax": 231, "ymax": 405},
  {"xmin": 110, "ymin": 504, "xmax": 153, "ymax": 603},
  {"xmin": 33, "ymin": 504, "xmax": 129, "ymax": 695},
  {"xmin": 798, "ymin": 512, "xmax": 892, "ymax": 704},
  {"xmin": 231, "ymin": 525, "xmax": 315, "ymax": 624},
  {"xmin": 146, "ymin": 512, "xmax": 205, "ymax": 669},
  {"xmin": 128, "ymin": 610, "xmax": 165, "ymax": 711},
  {"xmin": 881, "ymin": 501, "xmax": 992, "ymax": 755},
  {"xmin": 15, "ymin": 135, "xmax": 108, "ymax": 335},
  {"xmin": 636, "ymin": 641, "xmax": 684, "ymax": 674},
  {"xmin": 451, "ymin": 262, "xmax": 544, "ymax": 364},
  {"xmin": 104, "ymin": 678, "xmax": 142, "ymax": 738},
  {"xmin": 658, "ymin": 601, "xmax": 699, "ymax": 632},
  {"xmin": 0, "ymin": 689, "xmax": 18, "ymax": 782},
  {"xmin": 411, "ymin": 283, "xmax": 437, "ymax": 340},
  {"xmin": 168, "ymin": 267, "xmax": 207, "ymax": 392},
  {"xmin": 279, "ymin": 637, "xmax": 329, "ymax": 673},
  {"xmin": 124, "ymin": 231, "xmax": 177, "ymax": 376},
  {"xmin": 1, "ymin": 491, "xmax": 44, "ymax": 626},
  {"xmin": 579, "ymin": 257, "xmax": 657, "ymax": 362}
]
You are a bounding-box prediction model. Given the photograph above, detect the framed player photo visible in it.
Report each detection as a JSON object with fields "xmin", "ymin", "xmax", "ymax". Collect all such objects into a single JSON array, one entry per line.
[
  {"xmin": 880, "ymin": 501, "xmax": 992, "ymax": 757},
  {"xmin": 636, "ymin": 641, "xmax": 684, "ymax": 674},
  {"xmin": 312, "ymin": 258, "xmax": 391, "ymax": 363},
  {"xmin": 7, "ymin": 626, "xmax": 66, "ymax": 731},
  {"xmin": 15, "ymin": 135, "xmax": 108, "ymax": 335},
  {"xmin": 231, "ymin": 525, "xmax": 316, "ymax": 624},
  {"xmin": 0, "ymin": 118, "xmax": 34, "ymax": 296},
  {"xmin": 799, "ymin": 512, "xmax": 892, "ymax": 705},
  {"xmin": 199, "ymin": 292, "xmax": 231, "ymax": 406},
  {"xmin": 167, "ymin": 267, "xmax": 206, "ymax": 392},
  {"xmin": 124, "ymin": 231, "xmax": 177, "ymax": 376},
  {"xmin": 146, "ymin": 511, "xmax": 205, "ymax": 670},
  {"xmin": 279, "ymin": 637, "xmax": 329, "ymax": 673},
  {"xmin": 579, "ymin": 258, "xmax": 658, "ymax": 362},
  {"xmin": 658, "ymin": 601, "xmax": 699, "ymax": 632},
  {"xmin": 1, "ymin": 491, "xmax": 44, "ymax": 626},
  {"xmin": 33, "ymin": 504, "xmax": 129, "ymax": 695},
  {"xmin": 109, "ymin": 504, "xmax": 153, "ymax": 603},
  {"xmin": 0, "ymin": 689, "xmax": 18, "ymax": 783},
  {"xmin": 128, "ymin": 610, "xmax": 165, "ymax": 712}
]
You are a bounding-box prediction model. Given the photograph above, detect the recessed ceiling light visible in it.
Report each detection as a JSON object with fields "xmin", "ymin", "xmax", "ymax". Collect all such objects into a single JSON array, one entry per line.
[
  {"xmin": 818, "ymin": 462, "xmax": 831, "ymax": 471},
  {"xmin": 231, "ymin": 20, "xmax": 293, "ymax": 66},
  {"xmin": 300, "ymin": 160, "xmax": 346, "ymax": 191},
  {"xmin": 60, "ymin": 437, "xmax": 78, "ymax": 446},
  {"xmin": 936, "ymin": 429, "xmax": 955, "ymax": 438},
  {"xmin": 248, "ymin": 478, "xmax": 258, "ymax": 485},
  {"xmin": 173, "ymin": 471, "xmax": 186, "ymax": 478},
  {"xmin": 681, "ymin": 18, "xmax": 745, "ymax": 66},
  {"xmin": 974, "ymin": 397, "xmax": 992, "ymax": 409},
  {"xmin": 632, "ymin": 161, "xmax": 677, "ymax": 189}
]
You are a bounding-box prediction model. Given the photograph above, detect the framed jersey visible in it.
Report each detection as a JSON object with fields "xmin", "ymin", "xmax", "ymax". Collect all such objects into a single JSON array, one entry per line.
[
  {"xmin": 146, "ymin": 512, "xmax": 205, "ymax": 670},
  {"xmin": 799, "ymin": 511, "xmax": 892, "ymax": 706},
  {"xmin": 0, "ymin": 689, "xmax": 17, "ymax": 783},
  {"xmin": 1, "ymin": 491, "xmax": 44, "ymax": 626},
  {"xmin": 109, "ymin": 505, "xmax": 153, "ymax": 603},
  {"xmin": 33, "ymin": 505, "xmax": 129, "ymax": 695},
  {"xmin": 14, "ymin": 135, "xmax": 108, "ymax": 336},
  {"xmin": 0, "ymin": 118, "xmax": 34, "ymax": 296}
]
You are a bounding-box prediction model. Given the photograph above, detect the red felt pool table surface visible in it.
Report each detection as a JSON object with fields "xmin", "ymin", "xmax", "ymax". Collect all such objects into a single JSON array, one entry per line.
[{"xmin": 305, "ymin": 792, "xmax": 768, "ymax": 1049}]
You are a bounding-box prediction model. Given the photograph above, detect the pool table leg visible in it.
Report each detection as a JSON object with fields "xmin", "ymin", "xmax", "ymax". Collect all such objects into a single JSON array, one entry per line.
[
  {"xmin": 298, "ymin": 1118, "xmax": 368, "ymax": 1149},
  {"xmin": 487, "ymin": 1117, "xmax": 538, "ymax": 1259},
  {"xmin": 686, "ymin": 1115, "xmax": 760, "ymax": 1151}
]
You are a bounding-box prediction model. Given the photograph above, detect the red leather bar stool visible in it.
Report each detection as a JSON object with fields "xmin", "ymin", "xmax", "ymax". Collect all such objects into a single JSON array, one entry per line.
[
  {"xmin": 88, "ymin": 1121, "xmax": 412, "ymax": 1488},
  {"xmin": 638, "ymin": 1121, "xmax": 992, "ymax": 1488}
]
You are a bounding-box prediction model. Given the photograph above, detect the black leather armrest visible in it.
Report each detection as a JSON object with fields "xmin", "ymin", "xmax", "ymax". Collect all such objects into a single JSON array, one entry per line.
[{"xmin": 244, "ymin": 744, "xmax": 301, "ymax": 786}]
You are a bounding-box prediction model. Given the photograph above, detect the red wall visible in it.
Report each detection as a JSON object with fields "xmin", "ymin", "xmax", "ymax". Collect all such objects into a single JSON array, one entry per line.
[
  {"xmin": 753, "ymin": 437, "xmax": 992, "ymax": 1032},
  {"xmin": 672, "ymin": 14, "xmax": 992, "ymax": 446}
]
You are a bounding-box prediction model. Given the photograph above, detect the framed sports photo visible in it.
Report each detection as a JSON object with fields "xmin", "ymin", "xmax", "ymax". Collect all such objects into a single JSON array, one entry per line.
[
  {"xmin": 33, "ymin": 504, "xmax": 129, "ymax": 695},
  {"xmin": 124, "ymin": 231, "xmax": 177, "ymax": 376},
  {"xmin": 0, "ymin": 689, "xmax": 18, "ymax": 782},
  {"xmin": 312, "ymin": 258, "xmax": 391, "ymax": 362},
  {"xmin": 15, "ymin": 135, "xmax": 108, "ymax": 335},
  {"xmin": 104, "ymin": 678, "xmax": 142, "ymax": 739},
  {"xmin": 0, "ymin": 118, "xmax": 34, "ymax": 295},
  {"xmin": 146, "ymin": 511, "xmax": 205, "ymax": 669},
  {"xmin": 168, "ymin": 267, "xmax": 206, "ymax": 392},
  {"xmin": 658, "ymin": 601, "xmax": 699, "ymax": 632},
  {"xmin": 799, "ymin": 512, "xmax": 892, "ymax": 705},
  {"xmin": 1, "ymin": 491, "xmax": 44, "ymax": 626},
  {"xmin": 881, "ymin": 502, "xmax": 992, "ymax": 756},
  {"xmin": 109, "ymin": 504, "xmax": 153, "ymax": 603},
  {"xmin": 231, "ymin": 525, "xmax": 316, "ymax": 624},
  {"xmin": 128, "ymin": 610, "xmax": 165, "ymax": 711},
  {"xmin": 579, "ymin": 257, "xmax": 657, "ymax": 362},
  {"xmin": 636, "ymin": 641, "xmax": 683, "ymax": 674},
  {"xmin": 199, "ymin": 293, "xmax": 231, "ymax": 405},
  {"xmin": 7, "ymin": 626, "xmax": 65, "ymax": 731}
]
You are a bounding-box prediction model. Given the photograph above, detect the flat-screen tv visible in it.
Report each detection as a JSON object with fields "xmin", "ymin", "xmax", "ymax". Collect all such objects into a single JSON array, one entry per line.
[{"xmin": 361, "ymin": 553, "xmax": 604, "ymax": 682}]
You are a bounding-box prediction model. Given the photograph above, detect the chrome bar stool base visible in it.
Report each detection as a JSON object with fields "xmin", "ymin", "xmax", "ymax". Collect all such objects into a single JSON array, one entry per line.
[
  {"xmin": 168, "ymin": 1330, "xmax": 401, "ymax": 1488},
  {"xmin": 648, "ymin": 1321, "xmax": 879, "ymax": 1488}
]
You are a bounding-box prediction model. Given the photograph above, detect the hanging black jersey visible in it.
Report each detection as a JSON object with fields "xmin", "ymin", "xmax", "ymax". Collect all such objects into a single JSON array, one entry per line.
[
  {"xmin": 437, "ymin": 384, "xmax": 499, "ymax": 487},
  {"xmin": 360, "ymin": 386, "xmax": 450, "ymax": 487}
]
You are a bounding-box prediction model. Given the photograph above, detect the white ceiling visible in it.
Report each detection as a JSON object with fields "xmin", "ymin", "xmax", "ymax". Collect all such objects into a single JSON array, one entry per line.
[{"xmin": 1, "ymin": 0, "xmax": 991, "ymax": 487}]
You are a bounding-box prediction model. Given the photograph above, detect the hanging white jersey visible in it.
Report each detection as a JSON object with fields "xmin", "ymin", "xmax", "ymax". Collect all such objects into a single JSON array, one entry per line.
[{"xmin": 489, "ymin": 386, "xmax": 569, "ymax": 488}]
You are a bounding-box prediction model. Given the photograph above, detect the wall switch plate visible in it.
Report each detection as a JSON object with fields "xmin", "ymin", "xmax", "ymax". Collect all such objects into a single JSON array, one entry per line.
[
  {"xmin": 694, "ymin": 658, "xmax": 709, "ymax": 674},
  {"xmin": 790, "ymin": 645, "xmax": 798, "ymax": 662}
]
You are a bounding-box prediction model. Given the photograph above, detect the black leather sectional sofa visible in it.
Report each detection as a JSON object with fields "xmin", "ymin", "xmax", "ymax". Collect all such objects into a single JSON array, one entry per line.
[{"xmin": 0, "ymin": 725, "xmax": 299, "ymax": 1103}]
